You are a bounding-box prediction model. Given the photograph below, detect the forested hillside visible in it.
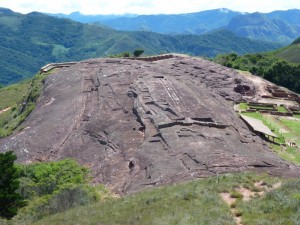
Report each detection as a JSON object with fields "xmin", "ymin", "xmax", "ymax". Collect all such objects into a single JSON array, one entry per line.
[
  {"xmin": 0, "ymin": 8, "xmax": 282, "ymax": 86},
  {"xmin": 272, "ymin": 37, "xmax": 300, "ymax": 63},
  {"xmin": 214, "ymin": 38, "xmax": 300, "ymax": 93},
  {"xmin": 225, "ymin": 12, "xmax": 300, "ymax": 44}
]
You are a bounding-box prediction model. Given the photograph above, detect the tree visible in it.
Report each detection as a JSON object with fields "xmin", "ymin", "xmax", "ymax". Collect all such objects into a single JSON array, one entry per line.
[
  {"xmin": 133, "ymin": 49, "xmax": 144, "ymax": 57},
  {"xmin": 0, "ymin": 151, "xmax": 26, "ymax": 219},
  {"xmin": 121, "ymin": 52, "xmax": 130, "ymax": 57}
]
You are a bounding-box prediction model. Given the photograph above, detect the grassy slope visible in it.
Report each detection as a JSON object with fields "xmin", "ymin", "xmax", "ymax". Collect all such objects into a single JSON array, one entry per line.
[
  {"xmin": 270, "ymin": 43, "xmax": 300, "ymax": 63},
  {"xmin": 0, "ymin": 80, "xmax": 31, "ymax": 110},
  {"xmin": 31, "ymin": 172, "xmax": 300, "ymax": 225},
  {"xmin": 239, "ymin": 179, "xmax": 300, "ymax": 225},
  {"xmin": 0, "ymin": 70, "xmax": 54, "ymax": 137}
]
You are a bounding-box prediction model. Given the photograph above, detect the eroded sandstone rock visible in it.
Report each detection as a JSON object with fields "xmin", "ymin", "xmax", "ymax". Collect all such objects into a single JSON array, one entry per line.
[{"xmin": 1, "ymin": 56, "xmax": 299, "ymax": 194}]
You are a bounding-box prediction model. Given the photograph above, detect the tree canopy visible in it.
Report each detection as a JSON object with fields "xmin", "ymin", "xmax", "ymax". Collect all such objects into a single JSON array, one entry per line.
[
  {"xmin": 0, "ymin": 151, "xmax": 26, "ymax": 219},
  {"xmin": 133, "ymin": 49, "xmax": 144, "ymax": 57},
  {"xmin": 214, "ymin": 53, "xmax": 300, "ymax": 93}
]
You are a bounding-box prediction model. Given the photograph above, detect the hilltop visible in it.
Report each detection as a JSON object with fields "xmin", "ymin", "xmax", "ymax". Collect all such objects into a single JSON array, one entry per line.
[
  {"xmin": 0, "ymin": 55, "xmax": 300, "ymax": 224},
  {"xmin": 1, "ymin": 55, "xmax": 299, "ymax": 195}
]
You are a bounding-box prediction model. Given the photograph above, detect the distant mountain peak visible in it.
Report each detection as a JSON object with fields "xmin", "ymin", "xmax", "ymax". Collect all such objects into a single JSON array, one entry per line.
[
  {"xmin": 219, "ymin": 8, "xmax": 231, "ymax": 13},
  {"xmin": 0, "ymin": 7, "xmax": 15, "ymax": 15}
]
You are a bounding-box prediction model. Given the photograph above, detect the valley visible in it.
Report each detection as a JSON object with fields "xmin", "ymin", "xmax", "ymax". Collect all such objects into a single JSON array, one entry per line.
[
  {"xmin": 0, "ymin": 8, "xmax": 283, "ymax": 86},
  {"xmin": 0, "ymin": 5, "xmax": 300, "ymax": 225}
]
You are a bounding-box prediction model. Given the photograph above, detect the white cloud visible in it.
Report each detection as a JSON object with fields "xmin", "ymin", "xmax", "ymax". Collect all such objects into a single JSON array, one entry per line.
[{"xmin": 1, "ymin": 0, "xmax": 300, "ymax": 15}]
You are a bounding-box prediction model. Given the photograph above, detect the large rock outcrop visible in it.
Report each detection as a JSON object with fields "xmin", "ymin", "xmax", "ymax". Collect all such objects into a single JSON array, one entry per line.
[{"xmin": 0, "ymin": 55, "xmax": 298, "ymax": 194}]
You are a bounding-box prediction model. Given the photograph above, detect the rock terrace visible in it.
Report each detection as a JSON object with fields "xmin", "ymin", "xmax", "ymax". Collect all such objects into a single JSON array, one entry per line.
[{"xmin": 1, "ymin": 55, "xmax": 299, "ymax": 194}]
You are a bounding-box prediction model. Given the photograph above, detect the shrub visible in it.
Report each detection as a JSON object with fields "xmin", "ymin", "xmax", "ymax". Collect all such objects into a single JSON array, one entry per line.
[{"xmin": 12, "ymin": 159, "xmax": 102, "ymax": 223}]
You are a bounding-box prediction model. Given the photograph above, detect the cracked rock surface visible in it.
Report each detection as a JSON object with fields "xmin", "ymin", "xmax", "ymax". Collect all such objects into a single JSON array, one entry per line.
[{"xmin": 1, "ymin": 56, "xmax": 299, "ymax": 194}]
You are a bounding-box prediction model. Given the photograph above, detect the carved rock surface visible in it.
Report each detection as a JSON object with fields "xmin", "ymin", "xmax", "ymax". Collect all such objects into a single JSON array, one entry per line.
[{"xmin": 1, "ymin": 56, "xmax": 299, "ymax": 194}]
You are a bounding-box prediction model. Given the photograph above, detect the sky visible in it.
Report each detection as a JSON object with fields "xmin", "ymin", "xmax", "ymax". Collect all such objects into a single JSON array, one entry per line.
[{"xmin": 1, "ymin": 0, "xmax": 300, "ymax": 15}]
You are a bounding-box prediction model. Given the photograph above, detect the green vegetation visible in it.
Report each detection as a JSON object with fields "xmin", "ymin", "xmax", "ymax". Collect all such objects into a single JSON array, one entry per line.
[
  {"xmin": 0, "ymin": 80, "xmax": 31, "ymax": 110},
  {"xmin": 277, "ymin": 147, "xmax": 300, "ymax": 165},
  {"xmin": 214, "ymin": 52, "xmax": 300, "ymax": 93},
  {"xmin": 0, "ymin": 151, "xmax": 26, "ymax": 219},
  {"xmin": 248, "ymin": 105, "xmax": 273, "ymax": 110},
  {"xmin": 133, "ymin": 49, "xmax": 144, "ymax": 57},
  {"xmin": 293, "ymin": 37, "xmax": 300, "ymax": 45},
  {"xmin": 0, "ymin": 71, "xmax": 52, "ymax": 137},
  {"xmin": 1, "ymin": 157, "xmax": 298, "ymax": 225},
  {"xmin": 277, "ymin": 105, "xmax": 288, "ymax": 113},
  {"xmin": 294, "ymin": 114, "xmax": 300, "ymax": 119},
  {"xmin": 238, "ymin": 102, "xmax": 248, "ymax": 111},
  {"xmin": 242, "ymin": 112, "xmax": 287, "ymax": 144},
  {"xmin": 240, "ymin": 111, "xmax": 263, "ymax": 120},
  {"xmin": 109, "ymin": 51, "xmax": 131, "ymax": 58},
  {"xmin": 226, "ymin": 12, "xmax": 300, "ymax": 44},
  {"xmin": 271, "ymin": 38, "xmax": 300, "ymax": 63},
  {"xmin": 280, "ymin": 118, "xmax": 300, "ymax": 134},
  {"xmin": 239, "ymin": 179, "xmax": 300, "ymax": 225},
  {"xmin": 20, "ymin": 172, "xmax": 300, "ymax": 225},
  {"xmin": 240, "ymin": 107, "xmax": 300, "ymax": 164},
  {"xmin": 0, "ymin": 10, "xmax": 282, "ymax": 86},
  {"xmin": 0, "ymin": 159, "xmax": 107, "ymax": 224}
]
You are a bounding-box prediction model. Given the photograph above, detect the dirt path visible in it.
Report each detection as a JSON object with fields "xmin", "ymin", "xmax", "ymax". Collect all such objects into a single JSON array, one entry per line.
[
  {"xmin": 0, "ymin": 107, "xmax": 11, "ymax": 115},
  {"xmin": 220, "ymin": 181, "xmax": 282, "ymax": 225}
]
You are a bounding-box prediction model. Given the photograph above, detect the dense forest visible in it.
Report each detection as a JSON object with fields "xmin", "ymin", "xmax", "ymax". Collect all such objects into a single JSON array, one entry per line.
[{"xmin": 214, "ymin": 52, "xmax": 300, "ymax": 93}]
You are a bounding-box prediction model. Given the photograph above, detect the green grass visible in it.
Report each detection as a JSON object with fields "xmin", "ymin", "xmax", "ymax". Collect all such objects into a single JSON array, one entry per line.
[
  {"xmin": 0, "ymin": 80, "xmax": 32, "ymax": 137},
  {"xmin": 275, "ymin": 44, "xmax": 300, "ymax": 64},
  {"xmin": 2, "ymin": 172, "xmax": 297, "ymax": 225},
  {"xmin": 239, "ymin": 103, "xmax": 248, "ymax": 111},
  {"xmin": 240, "ymin": 112, "xmax": 285, "ymax": 143},
  {"xmin": 277, "ymin": 106, "xmax": 288, "ymax": 113},
  {"xmin": 277, "ymin": 147, "xmax": 300, "ymax": 165},
  {"xmin": 248, "ymin": 105, "xmax": 273, "ymax": 110},
  {"xmin": 0, "ymin": 80, "xmax": 31, "ymax": 110},
  {"xmin": 261, "ymin": 116, "xmax": 300, "ymax": 164},
  {"xmin": 294, "ymin": 114, "xmax": 300, "ymax": 119},
  {"xmin": 239, "ymin": 102, "xmax": 290, "ymax": 113},
  {"xmin": 238, "ymin": 179, "xmax": 300, "ymax": 225},
  {"xmin": 0, "ymin": 71, "xmax": 54, "ymax": 137},
  {"xmin": 26, "ymin": 173, "xmax": 286, "ymax": 225},
  {"xmin": 241, "ymin": 113, "xmax": 286, "ymax": 144},
  {"xmin": 280, "ymin": 119, "xmax": 300, "ymax": 135},
  {"xmin": 241, "ymin": 112, "xmax": 263, "ymax": 120},
  {"xmin": 240, "ymin": 112, "xmax": 300, "ymax": 164}
]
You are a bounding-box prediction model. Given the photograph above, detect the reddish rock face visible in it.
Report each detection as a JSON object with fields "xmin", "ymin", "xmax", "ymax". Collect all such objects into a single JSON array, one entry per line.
[{"xmin": 1, "ymin": 56, "xmax": 299, "ymax": 194}]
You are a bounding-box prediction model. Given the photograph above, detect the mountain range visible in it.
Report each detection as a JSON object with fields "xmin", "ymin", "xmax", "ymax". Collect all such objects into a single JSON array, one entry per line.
[
  {"xmin": 0, "ymin": 8, "xmax": 282, "ymax": 86},
  {"xmin": 51, "ymin": 8, "xmax": 300, "ymax": 44}
]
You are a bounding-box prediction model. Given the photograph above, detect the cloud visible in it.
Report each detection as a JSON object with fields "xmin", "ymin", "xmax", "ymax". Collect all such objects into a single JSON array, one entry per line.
[{"xmin": 1, "ymin": 0, "xmax": 300, "ymax": 15}]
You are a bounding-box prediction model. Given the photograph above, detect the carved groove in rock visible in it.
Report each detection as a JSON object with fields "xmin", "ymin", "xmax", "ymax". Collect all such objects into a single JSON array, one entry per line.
[{"xmin": 1, "ymin": 56, "xmax": 299, "ymax": 194}]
